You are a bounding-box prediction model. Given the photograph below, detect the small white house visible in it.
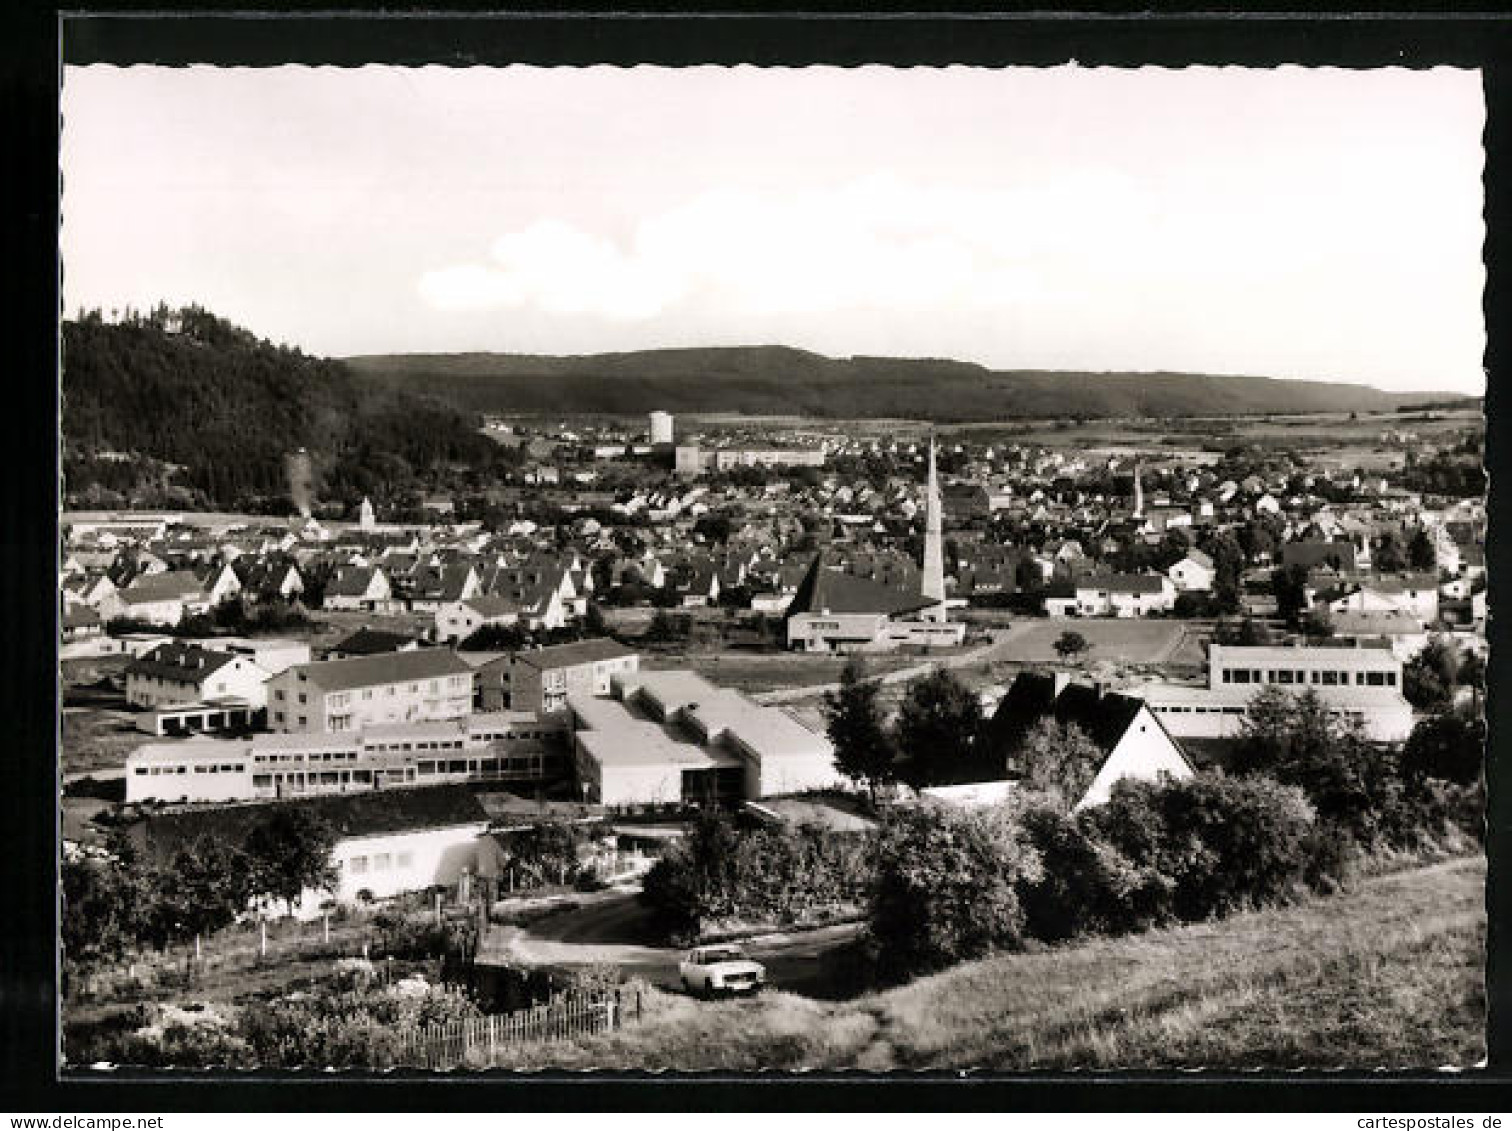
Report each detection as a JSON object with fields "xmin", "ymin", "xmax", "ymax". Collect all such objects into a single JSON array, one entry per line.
[{"xmin": 1167, "ymin": 550, "xmax": 1215, "ymax": 593}]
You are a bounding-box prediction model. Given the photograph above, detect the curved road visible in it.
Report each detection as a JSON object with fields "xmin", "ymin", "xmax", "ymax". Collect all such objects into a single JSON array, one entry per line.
[{"xmin": 480, "ymin": 887, "xmax": 864, "ymax": 998}]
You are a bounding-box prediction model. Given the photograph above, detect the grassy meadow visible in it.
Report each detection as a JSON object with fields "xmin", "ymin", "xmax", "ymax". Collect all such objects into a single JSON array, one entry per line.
[{"xmin": 484, "ymin": 855, "xmax": 1484, "ymax": 1072}]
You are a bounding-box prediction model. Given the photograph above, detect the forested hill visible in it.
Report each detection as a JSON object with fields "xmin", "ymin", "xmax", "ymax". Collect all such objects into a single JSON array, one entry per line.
[
  {"xmin": 63, "ymin": 307, "xmax": 509, "ymax": 514},
  {"xmin": 343, "ymin": 346, "xmax": 1460, "ymax": 421}
]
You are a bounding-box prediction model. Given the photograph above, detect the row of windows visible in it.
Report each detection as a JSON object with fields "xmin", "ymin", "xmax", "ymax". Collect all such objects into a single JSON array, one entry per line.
[
  {"xmin": 251, "ymin": 769, "xmax": 384, "ymax": 790},
  {"xmin": 135, "ymin": 763, "xmax": 245, "ymax": 775},
  {"xmin": 415, "ymin": 754, "xmax": 563, "ymax": 777},
  {"xmin": 1221, "ymin": 668, "xmax": 1397, "ymax": 687},
  {"xmin": 346, "ymin": 850, "xmax": 413, "ymax": 875},
  {"xmin": 1156, "ymin": 706, "xmax": 1247, "ymax": 716},
  {"xmin": 253, "ymin": 750, "xmax": 360, "ymax": 765}
]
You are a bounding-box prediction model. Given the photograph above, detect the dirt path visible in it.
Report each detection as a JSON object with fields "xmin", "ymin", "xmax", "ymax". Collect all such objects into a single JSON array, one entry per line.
[{"xmin": 479, "ymin": 889, "xmax": 864, "ymax": 997}]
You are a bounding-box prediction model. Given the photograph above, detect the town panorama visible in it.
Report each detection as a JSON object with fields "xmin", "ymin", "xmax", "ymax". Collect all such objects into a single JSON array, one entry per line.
[{"xmin": 59, "ymin": 305, "xmax": 1486, "ymax": 1071}]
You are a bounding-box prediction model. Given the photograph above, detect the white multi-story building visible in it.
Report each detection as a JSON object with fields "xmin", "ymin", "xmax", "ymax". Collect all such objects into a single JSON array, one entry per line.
[
  {"xmin": 125, "ymin": 712, "xmax": 570, "ymax": 804},
  {"xmin": 265, "ymin": 649, "xmax": 475, "ymax": 733},
  {"xmin": 125, "ymin": 642, "xmax": 271, "ymax": 711},
  {"xmin": 1137, "ymin": 641, "xmax": 1414, "ymax": 743},
  {"xmin": 649, "ymin": 410, "xmax": 674, "ymax": 445}
]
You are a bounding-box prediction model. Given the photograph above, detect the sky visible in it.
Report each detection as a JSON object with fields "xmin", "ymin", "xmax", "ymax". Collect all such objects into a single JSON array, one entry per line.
[{"xmin": 60, "ymin": 65, "xmax": 1487, "ymax": 393}]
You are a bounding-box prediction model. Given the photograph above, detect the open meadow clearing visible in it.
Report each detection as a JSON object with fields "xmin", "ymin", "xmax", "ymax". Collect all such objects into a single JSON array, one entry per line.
[
  {"xmin": 481, "ymin": 855, "xmax": 1484, "ymax": 1071},
  {"xmin": 994, "ymin": 618, "xmax": 1202, "ymax": 667}
]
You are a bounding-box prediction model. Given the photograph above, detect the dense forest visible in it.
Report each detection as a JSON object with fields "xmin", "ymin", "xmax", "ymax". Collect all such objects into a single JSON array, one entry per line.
[
  {"xmin": 63, "ymin": 306, "xmax": 517, "ymax": 513},
  {"xmin": 344, "ymin": 345, "xmax": 1469, "ymax": 422}
]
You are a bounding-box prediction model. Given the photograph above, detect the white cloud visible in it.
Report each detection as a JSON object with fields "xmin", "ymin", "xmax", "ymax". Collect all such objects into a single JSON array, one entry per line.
[{"xmin": 418, "ymin": 175, "xmax": 1087, "ymax": 323}]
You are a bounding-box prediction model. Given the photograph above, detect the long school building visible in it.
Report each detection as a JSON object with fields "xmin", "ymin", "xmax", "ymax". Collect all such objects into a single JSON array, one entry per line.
[
  {"xmin": 125, "ymin": 711, "xmax": 569, "ymax": 804},
  {"xmin": 1136, "ymin": 641, "xmax": 1415, "ymax": 743}
]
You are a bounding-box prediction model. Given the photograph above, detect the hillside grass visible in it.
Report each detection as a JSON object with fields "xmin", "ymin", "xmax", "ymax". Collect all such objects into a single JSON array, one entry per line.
[{"xmin": 487, "ymin": 855, "xmax": 1484, "ymax": 1072}]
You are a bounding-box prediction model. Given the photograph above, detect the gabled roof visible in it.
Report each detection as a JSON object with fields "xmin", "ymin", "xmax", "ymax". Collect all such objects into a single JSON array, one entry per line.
[
  {"xmin": 1078, "ymin": 573, "xmax": 1169, "ymax": 595},
  {"xmin": 126, "ymin": 641, "xmax": 240, "ymax": 683},
  {"xmin": 62, "ymin": 605, "xmax": 102, "ymax": 629},
  {"xmin": 328, "ymin": 627, "xmax": 419, "ymax": 656},
  {"xmin": 121, "ymin": 569, "xmax": 205, "ymax": 603},
  {"xmin": 328, "ymin": 566, "xmax": 385, "ymax": 598},
  {"xmin": 983, "ymin": 672, "xmax": 1192, "ymax": 770},
  {"xmin": 785, "ymin": 554, "xmax": 936, "ymax": 619},
  {"xmin": 512, "ymin": 637, "xmax": 637, "ymax": 670},
  {"xmin": 1281, "ymin": 540, "xmax": 1358, "ymax": 571},
  {"xmin": 287, "ymin": 648, "xmax": 473, "ymax": 692}
]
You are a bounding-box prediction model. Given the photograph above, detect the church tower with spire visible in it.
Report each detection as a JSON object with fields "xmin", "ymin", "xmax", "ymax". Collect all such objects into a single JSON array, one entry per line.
[
  {"xmin": 1132, "ymin": 459, "xmax": 1145, "ymax": 520},
  {"xmin": 921, "ymin": 436, "xmax": 947, "ymax": 622}
]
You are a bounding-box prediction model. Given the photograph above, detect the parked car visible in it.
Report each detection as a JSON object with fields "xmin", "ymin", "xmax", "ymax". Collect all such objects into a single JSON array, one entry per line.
[{"xmin": 678, "ymin": 944, "xmax": 766, "ymax": 998}]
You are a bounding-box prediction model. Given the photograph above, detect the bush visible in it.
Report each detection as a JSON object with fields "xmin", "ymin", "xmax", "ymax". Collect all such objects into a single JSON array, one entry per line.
[
  {"xmin": 869, "ymin": 803, "xmax": 1042, "ymax": 979},
  {"xmin": 239, "ymin": 980, "xmax": 483, "ymax": 1069},
  {"xmin": 1081, "ymin": 773, "xmax": 1319, "ymax": 923},
  {"xmin": 641, "ymin": 810, "xmax": 872, "ymax": 942},
  {"xmin": 372, "ymin": 913, "xmax": 465, "ymax": 961},
  {"xmin": 99, "ymin": 1002, "xmax": 253, "ymax": 1068},
  {"xmin": 1017, "ymin": 806, "xmax": 1170, "ymax": 941}
]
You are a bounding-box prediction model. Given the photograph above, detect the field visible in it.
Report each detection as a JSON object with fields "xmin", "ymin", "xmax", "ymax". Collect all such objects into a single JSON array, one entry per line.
[
  {"xmin": 479, "ymin": 855, "xmax": 1485, "ymax": 1071},
  {"xmin": 641, "ymin": 651, "xmax": 926, "ymax": 695},
  {"xmin": 993, "ymin": 618, "xmax": 1205, "ymax": 667},
  {"xmin": 937, "ymin": 406, "xmax": 1481, "ymax": 454},
  {"xmin": 61, "ymin": 656, "xmax": 140, "ymax": 777}
]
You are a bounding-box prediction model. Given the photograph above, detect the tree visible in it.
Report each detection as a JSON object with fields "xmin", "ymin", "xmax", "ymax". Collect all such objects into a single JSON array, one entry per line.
[
  {"xmin": 870, "ymin": 803, "xmax": 1042, "ymax": 978},
  {"xmin": 61, "ymin": 855, "xmax": 146, "ymax": 979},
  {"xmin": 644, "ymin": 608, "xmax": 680, "ymax": 644},
  {"xmin": 1014, "ymin": 558, "xmax": 1044, "ymax": 596},
  {"xmin": 822, "ymin": 659, "xmax": 899, "ymax": 807},
  {"xmin": 1229, "ymin": 686, "xmax": 1375, "ymax": 842},
  {"xmin": 1015, "ymin": 718, "xmax": 1106, "ymax": 812},
  {"xmin": 894, "ymin": 667, "xmax": 984, "ymax": 787},
  {"xmin": 1374, "ymin": 531, "xmax": 1407, "ymax": 573},
  {"xmin": 693, "ymin": 513, "xmax": 733, "ymax": 545},
  {"xmin": 499, "ymin": 820, "xmax": 586, "ymax": 886},
  {"xmin": 1458, "ymin": 651, "xmax": 1486, "ymax": 692},
  {"xmin": 1301, "ymin": 607, "xmax": 1335, "ymax": 639},
  {"xmin": 1402, "ymin": 711, "xmax": 1485, "ymax": 787},
  {"xmin": 245, "ymin": 808, "xmax": 338, "ymax": 915},
  {"xmin": 144, "ymin": 836, "xmax": 255, "ymax": 947},
  {"xmin": 1271, "ymin": 564, "xmax": 1311, "ymax": 626},
  {"xmin": 1407, "ymin": 528, "xmax": 1437, "ymax": 572},
  {"xmin": 1404, "ymin": 638, "xmax": 1459, "ymax": 713},
  {"xmin": 1053, "ymin": 630, "xmax": 1089, "ymax": 662}
]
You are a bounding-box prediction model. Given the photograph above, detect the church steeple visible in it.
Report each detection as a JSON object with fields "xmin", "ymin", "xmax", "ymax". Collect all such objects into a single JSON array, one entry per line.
[
  {"xmin": 921, "ymin": 436, "xmax": 947, "ymax": 622},
  {"xmin": 1132, "ymin": 459, "xmax": 1145, "ymax": 520}
]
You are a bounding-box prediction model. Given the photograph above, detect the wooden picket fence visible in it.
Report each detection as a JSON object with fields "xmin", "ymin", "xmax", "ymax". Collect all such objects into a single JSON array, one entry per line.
[{"xmin": 394, "ymin": 988, "xmax": 639, "ymax": 1069}]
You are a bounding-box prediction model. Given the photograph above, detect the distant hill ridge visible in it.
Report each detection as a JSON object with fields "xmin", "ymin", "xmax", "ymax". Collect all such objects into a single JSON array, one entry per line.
[{"xmin": 342, "ymin": 345, "xmax": 1464, "ymax": 421}]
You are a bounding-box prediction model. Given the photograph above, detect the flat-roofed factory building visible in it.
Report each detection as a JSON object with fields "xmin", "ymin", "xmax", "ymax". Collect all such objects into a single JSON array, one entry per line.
[{"xmin": 568, "ymin": 670, "xmax": 842, "ymax": 807}]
